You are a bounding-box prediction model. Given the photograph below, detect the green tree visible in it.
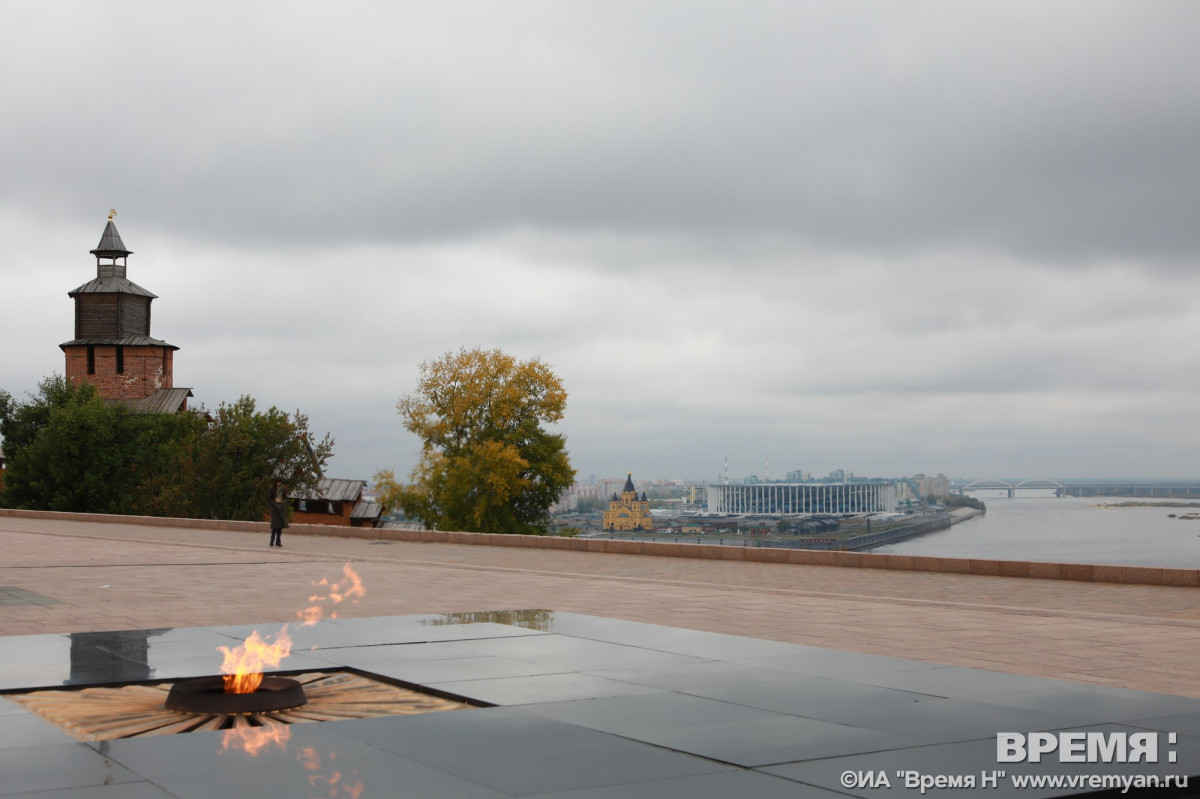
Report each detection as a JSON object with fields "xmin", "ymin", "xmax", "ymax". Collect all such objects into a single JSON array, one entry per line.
[
  {"xmin": 1, "ymin": 378, "xmax": 332, "ymax": 522},
  {"xmin": 371, "ymin": 468, "xmax": 405, "ymax": 516},
  {"xmin": 0, "ymin": 375, "xmax": 82, "ymax": 455},
  {"xmin": 146, "ymin": 396, "xmax": 333, "ymax": 521},
  {"xmin": 936, "ymin": 493, "xmax": 987, "ymax": 513},
  {"xmin": 0, "ymin": 377, "xmax": 199, "ymax": 513},
  {"xmin": 393, "ymin": 347, "xmax": 575, "ymax": 535}
]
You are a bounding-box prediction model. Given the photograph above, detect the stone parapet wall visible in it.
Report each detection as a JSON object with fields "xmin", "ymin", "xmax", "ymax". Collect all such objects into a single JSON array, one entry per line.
[{"xmin": 1, "ymin": 507, "xmax": 1195, "ymax": 588}]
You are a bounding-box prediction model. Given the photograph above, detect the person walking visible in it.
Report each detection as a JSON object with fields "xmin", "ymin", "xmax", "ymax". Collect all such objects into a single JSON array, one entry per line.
[{"xmin": 269, "ymin": 481, "xmax": 288, "ymax": 547}]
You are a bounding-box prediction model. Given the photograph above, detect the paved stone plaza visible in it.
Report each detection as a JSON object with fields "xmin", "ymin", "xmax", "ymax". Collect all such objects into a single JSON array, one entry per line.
[
  {"xmin": 1, "ymin": 514, "xmax": 1198, "ymax": 796},
  {"xmin": 1, "ymin": 514, "xmax": 1197, "ymax": 697}
]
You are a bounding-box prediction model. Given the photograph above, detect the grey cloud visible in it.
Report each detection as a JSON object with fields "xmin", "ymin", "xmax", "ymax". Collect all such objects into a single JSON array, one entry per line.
[
  {"xmin": 4, "ymin": 2, "xmax": 1200, "ymax": 262},
  {"xmin": 4, "ymin": 3, "xmax": 1200, "ymax": 482}
]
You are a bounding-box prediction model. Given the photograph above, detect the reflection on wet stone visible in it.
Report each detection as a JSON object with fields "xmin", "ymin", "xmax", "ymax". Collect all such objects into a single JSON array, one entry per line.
[
  {"xmin": 66, "ymin": 630, "xmax": 169, "ymax": 685},
  {"xmin": 0, "ymin": 586, "xmax": 63, "ymax": 607},
  {"xmin": 424, "ymin": 609, "xmax": 555, "ymax": 631},
  {"xmin": 1, "ymin": 612, "xmax": 1195, "ymax": 797}
]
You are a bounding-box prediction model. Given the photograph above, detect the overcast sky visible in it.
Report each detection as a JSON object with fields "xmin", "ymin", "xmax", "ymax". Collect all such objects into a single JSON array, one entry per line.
[{"xmin": 3, "ymin": 1, "xmax": 1200, "ymax": 483}]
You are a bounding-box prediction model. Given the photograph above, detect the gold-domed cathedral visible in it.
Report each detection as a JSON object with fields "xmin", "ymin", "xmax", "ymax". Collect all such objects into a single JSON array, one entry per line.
[
  {"xmin": 602, "ymin": 472, "xmax": 654, "ymax": 532},
  {"xmin": 60, "ymin": 213, "xmax": 192, "ymax": 412}
]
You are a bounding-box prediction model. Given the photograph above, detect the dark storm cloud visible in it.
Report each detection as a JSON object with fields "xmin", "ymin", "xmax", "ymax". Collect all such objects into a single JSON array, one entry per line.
[{"xmin": 4, "ymin": 2, "xmax": 1200, "ymax": 262}]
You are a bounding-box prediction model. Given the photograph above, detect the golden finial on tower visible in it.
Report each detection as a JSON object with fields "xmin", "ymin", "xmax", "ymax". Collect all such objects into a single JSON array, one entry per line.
[{"xmin": 108, "ymin": 208, "xmax": 117, "ymax": 221}]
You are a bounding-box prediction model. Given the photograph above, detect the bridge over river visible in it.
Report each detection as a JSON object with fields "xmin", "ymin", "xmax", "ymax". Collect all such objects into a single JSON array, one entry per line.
[{"xmin": 955, "ymin": 479, "xmax": 1200, "ymax": 498}]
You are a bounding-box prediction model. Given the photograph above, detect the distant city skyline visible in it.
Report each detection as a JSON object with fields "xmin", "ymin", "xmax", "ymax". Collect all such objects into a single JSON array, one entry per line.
[
  {"xmin": 556, "ymin": 471, "xmax": 1200, "ymax": 488},
  {"xmin": 3, "ymin": 3, "xmax": 1200, "ymax": 483}
]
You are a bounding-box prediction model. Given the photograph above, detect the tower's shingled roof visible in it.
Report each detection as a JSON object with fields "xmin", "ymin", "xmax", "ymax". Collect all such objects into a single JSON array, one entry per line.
[
  {"xmin": 90, "ymin": 220, "xmax": 132, "ymax": 258},
  {"xmin": 68, "ymin": 277, "xmax": 157, "ymax": 298}
]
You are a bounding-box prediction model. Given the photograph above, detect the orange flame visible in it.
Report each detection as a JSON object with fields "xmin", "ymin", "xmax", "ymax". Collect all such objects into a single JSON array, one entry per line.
[
  {"xmin": 220, "ymin": 723, "xmax": 292, "ymax": 757},
  {"xmin": 298, "ymin": 564, "xmax": 365, "ymax": 627},
  {"xmin": 218, "ymin": 628, "xmax": 293, "ymax": 694},
  {"xmin": 215, "ymin": 564, "xmax": 364, "ymax": 697}
]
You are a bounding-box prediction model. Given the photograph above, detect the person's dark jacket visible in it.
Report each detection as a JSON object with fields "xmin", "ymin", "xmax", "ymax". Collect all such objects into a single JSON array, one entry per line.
[{"xmin": 270, "ymin": 493, "xmax": 289, "ymax": 530}]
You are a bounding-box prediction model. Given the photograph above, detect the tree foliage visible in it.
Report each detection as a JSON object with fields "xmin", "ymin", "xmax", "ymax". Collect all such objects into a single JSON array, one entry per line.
[
  {"xmin": 371, "ymin": 468, "xmax": 404, "ymax": 516},
  {"xmin": 143, "ymin": 396, "xmax": 333, "ymax": 521},
  {"xmin": 0, "ymin": 376, "xmax": 84, "ymax": 455},
  {"xmin": 935, "ymin": 493, "xmax": 987, "ymax": 512},
  {"xmin": 393, "ymin": 347, "xmax": 575, "ymax": 535},
  {"xmin": 0, "ymin": 377, "xmax": 332, "ymax": 521},
  {"xmin": 0, "ymin": 377, "xmax": 189, "ymax": 513}
]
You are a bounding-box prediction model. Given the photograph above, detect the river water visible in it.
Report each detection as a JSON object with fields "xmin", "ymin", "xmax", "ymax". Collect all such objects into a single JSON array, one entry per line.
[{"xmin": 869, "ymin": 490, "xmax": 1200, "ymax": 568}]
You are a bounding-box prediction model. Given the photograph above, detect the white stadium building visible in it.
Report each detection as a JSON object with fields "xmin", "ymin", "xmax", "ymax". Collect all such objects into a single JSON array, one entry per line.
[{"xmin": 706, "ymin": 481, "xmax": 896, "ymax": 515}]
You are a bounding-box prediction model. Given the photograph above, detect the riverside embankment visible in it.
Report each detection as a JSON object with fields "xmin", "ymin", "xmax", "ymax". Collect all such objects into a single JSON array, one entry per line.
[{"xmin": 838, "ymin": 507, "xmax": 982, "ymax": 551}]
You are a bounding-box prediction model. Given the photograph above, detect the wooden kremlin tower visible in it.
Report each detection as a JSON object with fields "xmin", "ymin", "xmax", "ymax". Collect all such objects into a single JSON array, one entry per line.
[{"xmin": 60, "ymin": 212, "xmax": 193, "ymax": 412}]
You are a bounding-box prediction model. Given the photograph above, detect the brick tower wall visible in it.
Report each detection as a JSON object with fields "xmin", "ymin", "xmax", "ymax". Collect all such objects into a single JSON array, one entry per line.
[{"xmin": 64, "ymin": 345, "xmax": 174, "ymax": 401}]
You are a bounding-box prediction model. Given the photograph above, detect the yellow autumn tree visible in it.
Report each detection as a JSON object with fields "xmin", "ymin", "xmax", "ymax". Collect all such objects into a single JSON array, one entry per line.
[{"xmin": 389, "ymin": 347, "xmax": 575, "ymax": 535}]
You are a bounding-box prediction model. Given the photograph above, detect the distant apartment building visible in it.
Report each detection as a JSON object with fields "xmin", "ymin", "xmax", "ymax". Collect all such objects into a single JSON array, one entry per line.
[
  {"xmin": 894, "ymin": 479, "xmax": 919, "ymax": 503},
  {"xmin": 550, "ymin": 483, "xmax": 603, "ymax": 514},
  {"xmin": 916, "ymin": 473, "xmax": 951, "ymax": 498},
  {"xmin": 598, "ymin": 474, "xmax": 653, "ymax": 498}
]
